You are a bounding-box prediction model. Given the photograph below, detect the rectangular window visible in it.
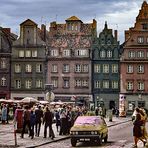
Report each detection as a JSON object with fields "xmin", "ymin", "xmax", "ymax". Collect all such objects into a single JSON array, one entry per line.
[
  {"xmin": 107, "ymin": 51, "xmax": 112, "ymax": 58},
  {"xmin": 82, "ymin": 64, "xmax": 89, "ymax": 73},
  {"xmin": 103, "ymin": 80, "xmax": 109, "ymax": 88},
  {"xmin": 51, "ymin": 64, "xmax": 58, "ymax": 73},
  {"xmin": 128, "ymin": 51, "xmax": 135, "ymax": 58},
  {"xmin": 32, "ymin": 50, "xmax": 37, "ymax": 57},
  {"xmin": 94, "ymin": 80, "xmax": 100, "ymax": 88},
  {"xmin": 137, "ymin": 65, "xmax": 144, "ymax": 73},
  {"xmin": 26, "ymin": 64, "xmax": 32, "ymax": 73},
  {"xmin": 103, "ymin": 64, "xmax": 109, "ymax": 73},
  {"xmin": 137, "ymin": 51, "xmax": 144, "ymax": 58},
  {"xmin": 127, "ymin": 65, "xmax": 133, "ymax": 73},
  {"xmin": 25, "ymin": 80, "xmax": 32, "ymax": 89},
  {"xmin": 138, "ymin": 82, "xmax": 144, "ymax": 91},
  {"xmin": 15, "ymin": 64, "xmax": 21, "ymax": 73},
  {"xmin": 75, "ymin": 79, "xmax": 81, "ymax": 87},
  {"xmin": 127, "ymin": 81, "xmax": 133, "ymax": 90},
  {"xmin": 63, "ymin": 64, "xmax": 70, "ymax": 73},
  {"xmin": 75, "ymin": 64, "xmax": 81, "ymax": 72},
  {"xmin": 112, "ymin": 64, "xmax": 118, "ymax": 73},
  {"xmin": 36, "ymin": 80, "xmax": 42, "ymax": 88},
  {"xmin": 63, "ymin": 79, "xmax": 69, "ymax": 88},
  {"xmin": 94, "ymin": 64, "xmax": 101, "ymax": 73},
  {"xmin": 19, "ymin": 50, "xmax": 24, "ymax": 57},
  {"xmin": 112, "ymin": 81, "xmax": 118, "ymax": 89},
  {"xmin": 15, "ymin": 80, "xmax": 21, "ymax": 88},
  {"xmin": 51, "ymin": 49, "xmax": 59, "ymax": 56},
  {"xmin": 76, "ymin": 49, "xmax": 88, "ymax": 57},
  {"xmin": 146, "ymin": 37, "xmax": 148, "ymax": 43},
  {"xmin": 51, "ymin": 79, "xmax": 58, "ymax": 88},
  {"xmin": 82, "ymin": 80, "xmax": 88, "ymax": 87},
  {"xmin": 63, "ymin": 49, "xmax": 70, "ymax": 57},
  {"xmin": 1, "ymin": 58, "xmax": 7, "ymax": 69},
  {"xmin": 137, "ymin": 37, "xmax": 144, "ymax": 44},
  {"xmin": 100, "ymin": 50, "xmax": 105, "ymax": 58},
  {"xmin": 25, "ymin": 50, "xmax": 31, "ymax": 57},
  {"xmin": 36, "ymin": 64, "xmax": 42, "ymax": 73}
]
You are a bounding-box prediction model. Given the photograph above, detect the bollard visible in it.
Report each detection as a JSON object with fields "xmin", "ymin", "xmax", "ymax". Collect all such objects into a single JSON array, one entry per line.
[
  {"xmin": 14, "ymin": 121, "xmax": 17, "ymax": 146},
  {"xmin": 108, "ymin": 109, "xmax": 113, "ymax": 122}
]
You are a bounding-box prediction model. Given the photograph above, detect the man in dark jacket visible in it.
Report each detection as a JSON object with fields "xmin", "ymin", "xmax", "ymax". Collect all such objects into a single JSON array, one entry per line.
[
  {"xmin": 43, "ymin": 107, "xmax": 55, "ymax": 139},
  {"xmin": 21, "ymin": 106, "xmax": 31, "ymax": 138},
  {"xmin": 35, "ymin": 106, "xmax": 43, "ymax": 137}
]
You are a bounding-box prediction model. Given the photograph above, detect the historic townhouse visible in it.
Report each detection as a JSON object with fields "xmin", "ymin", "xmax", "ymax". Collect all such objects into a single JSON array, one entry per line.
[
  {"xmin": 11, "ymin": 19, "xmax": 47, "ymax": 100},
  {"xmin": 47, "ymin": 16, "xmax": 97, "ymax": 104},
  {"xmin": 92, "ymin": 22, "xmax": 120, "ymax": 110},
  {"xmin": 120, "ymin": 1, "xmax": 148, "ymax": 113},
  {"xmin": 0, "ymin": 27, "xmax": 16, "ymax": 99}
]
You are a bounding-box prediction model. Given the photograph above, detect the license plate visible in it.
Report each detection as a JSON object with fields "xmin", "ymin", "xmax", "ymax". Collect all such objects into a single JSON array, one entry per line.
[{"xmin": 80, "ymin": 138, "xmax": 90, "ymax": 141}]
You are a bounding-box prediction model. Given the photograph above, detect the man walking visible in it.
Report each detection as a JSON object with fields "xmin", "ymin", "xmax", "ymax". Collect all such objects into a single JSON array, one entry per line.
[
  {"xmin": 35, "ymin": 106, "xmax": 43, "ymax": 137},
  {"xmin": 21, "ymin": 106, "xmax": 31, "ymax": 138},
  {"xmin": 43, "ymin": 107, "xmax": 55, "ymax": 139}
]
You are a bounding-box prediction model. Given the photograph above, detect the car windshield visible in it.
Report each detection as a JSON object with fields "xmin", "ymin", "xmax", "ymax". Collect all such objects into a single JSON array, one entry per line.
[{"xmin": 75, "ymin": 116, "xmax": 103, "ymax": 125}]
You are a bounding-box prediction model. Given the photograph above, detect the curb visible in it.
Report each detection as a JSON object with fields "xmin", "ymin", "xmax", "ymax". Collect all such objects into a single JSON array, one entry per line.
[
  {"xmin": 27, "ymin": 119, "xmax": 132, "ymax": 148},
  {"xmin": 107, "ymin": 119, "xmax": 132, "ymax": 127},
  {"xmin": 27, "ymin": 136, "xmax": 70, "ymax": 148}
]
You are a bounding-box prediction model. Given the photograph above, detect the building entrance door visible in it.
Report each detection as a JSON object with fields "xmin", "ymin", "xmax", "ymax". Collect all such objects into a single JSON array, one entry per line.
[{"xmin": 109, "ymin": 101, "xmax": 115, "ymax": 110}]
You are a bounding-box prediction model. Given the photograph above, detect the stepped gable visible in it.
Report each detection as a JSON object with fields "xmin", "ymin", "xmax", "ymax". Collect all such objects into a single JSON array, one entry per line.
[{"xmin": 136, "ymin": 1, "xmax": 148, "ymax": 20}]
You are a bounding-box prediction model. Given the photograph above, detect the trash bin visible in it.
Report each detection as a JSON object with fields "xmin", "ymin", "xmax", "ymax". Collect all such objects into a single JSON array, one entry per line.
[{"xmin": 108, "ymin": 109, "xmax": 113, "ymax": 122}]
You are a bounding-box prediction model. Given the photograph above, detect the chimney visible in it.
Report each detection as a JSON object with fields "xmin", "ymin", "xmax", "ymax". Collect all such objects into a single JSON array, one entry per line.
[
  {"xmin": 114, "ymin": 30, "xmax": 118, "ymax": 41},
  {"xmin": 41, "ymin": 24, "xmax": 46, "ymax": 41},
  {"xmin": 2, "ymin": 28, "xmax": 11, "ymax": 34}
]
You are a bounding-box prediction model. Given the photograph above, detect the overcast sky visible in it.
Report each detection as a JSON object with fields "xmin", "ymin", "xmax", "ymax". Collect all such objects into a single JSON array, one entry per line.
[{"xmin": 0, "ymin": 0, "xmax": 145, "ymax": 43}]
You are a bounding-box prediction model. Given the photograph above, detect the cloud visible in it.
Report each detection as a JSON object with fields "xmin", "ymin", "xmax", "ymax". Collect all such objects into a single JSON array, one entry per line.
[{"xmin": 0, "ymin": 0, "xmax": 145, "ymax": 43}]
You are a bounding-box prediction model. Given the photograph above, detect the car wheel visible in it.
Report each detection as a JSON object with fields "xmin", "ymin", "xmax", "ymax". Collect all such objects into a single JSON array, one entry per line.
[
  {"xmin": 71, "ymin": 138, "xmax": 77, "ymax": 147},
  {"xmin": 104, "ymin": 134, "xmax": 108, "ymax": 143}
]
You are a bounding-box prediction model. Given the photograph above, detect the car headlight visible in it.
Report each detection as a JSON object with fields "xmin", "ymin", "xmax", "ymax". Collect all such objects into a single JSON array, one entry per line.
[
  {"xmin": 91, "ymin": 131, "xmax": 95, "ymax": 135},
  {"xmin": 94, "ymin": 131, "xmax": 98, "ymax": 135},
  {"xmin": 91, "ymin": 131, "xmax": 98, "ymax": 135},
  {"xmin": 70, "ymin": 131, "xmax": 78, "ymax": 135}
]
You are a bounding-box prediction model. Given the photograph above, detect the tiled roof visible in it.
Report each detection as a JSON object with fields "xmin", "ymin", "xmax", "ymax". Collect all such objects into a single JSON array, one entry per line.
[{"xmin": 66, "ymin": 16, "xmax": 81, "ymax": 21}]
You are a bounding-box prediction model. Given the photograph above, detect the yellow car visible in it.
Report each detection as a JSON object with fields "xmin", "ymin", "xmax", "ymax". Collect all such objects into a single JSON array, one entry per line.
[{"xmin": 70, "ymin": 116, "xmax": 108, "ymax": 147}]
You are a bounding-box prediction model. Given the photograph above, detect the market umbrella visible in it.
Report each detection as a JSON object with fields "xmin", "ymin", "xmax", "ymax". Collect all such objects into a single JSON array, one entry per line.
[
  {"xmin": 39, "ymin": 100, "xmax": 49, "ymax": 105},
  {"xmin": 20, "ymin": 97, "xmax": 39, "ymax": 103},
  {"xmin": 0, "ymin": 99, "xmax": 7, "ymax": 103}
]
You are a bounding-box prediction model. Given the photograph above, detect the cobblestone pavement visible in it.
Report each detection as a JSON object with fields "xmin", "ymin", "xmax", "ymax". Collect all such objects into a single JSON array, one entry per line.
[{"xmin": 0, "ymin": 116, "xmax": 131, "ymax": 148}]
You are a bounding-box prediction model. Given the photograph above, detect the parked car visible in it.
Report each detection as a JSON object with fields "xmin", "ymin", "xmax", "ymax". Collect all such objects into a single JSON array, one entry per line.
[{"xmin": 70, "ymin": 116, "xmax": 108, "ymax": 147}]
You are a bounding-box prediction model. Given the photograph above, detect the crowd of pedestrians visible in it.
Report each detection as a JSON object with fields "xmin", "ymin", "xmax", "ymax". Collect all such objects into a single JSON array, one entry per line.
[
  {"xmin": 1, "ymin": 102, "xmax": 148, "ymax": 147},
  {"xmin": 12, "ymin": 103, "xmax": 88, "ymax": 140}
]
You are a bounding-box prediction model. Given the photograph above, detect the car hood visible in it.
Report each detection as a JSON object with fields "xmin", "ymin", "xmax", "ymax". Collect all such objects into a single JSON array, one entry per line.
[{"xmin": 70, "ymin": 124, "xmax": 104, "ymax": 131}]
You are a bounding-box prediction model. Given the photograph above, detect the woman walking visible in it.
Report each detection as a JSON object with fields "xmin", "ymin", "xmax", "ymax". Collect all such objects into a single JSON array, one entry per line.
[{"xmin": 132, "ymin": 107, "xmax": 146, "ymax": 148}]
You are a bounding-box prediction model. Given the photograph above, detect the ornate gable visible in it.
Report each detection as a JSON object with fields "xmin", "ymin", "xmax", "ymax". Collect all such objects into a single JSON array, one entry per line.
[{"xmin": 20, "ymin": 19, "xmax": 37, "ymax": 27}]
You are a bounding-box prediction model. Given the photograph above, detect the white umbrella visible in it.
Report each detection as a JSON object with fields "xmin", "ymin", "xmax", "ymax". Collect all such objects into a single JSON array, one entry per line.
[
  {"xmin": 20, "ymin": 97, "xmax": 39, "ymax": 103},
  {"xmin": 0, "ymin": 99, "xmax": 6, "ymax": 103},
  {"xmin": 39, "ymin": 100, "xmax": 49, "ymax": 105},
  {"xmin": 50, "ymin": 101, "xmax": 63, "ymax": 105}
]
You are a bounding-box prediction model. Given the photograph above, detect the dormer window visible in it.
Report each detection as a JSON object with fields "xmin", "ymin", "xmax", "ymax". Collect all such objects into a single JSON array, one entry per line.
[
  {"xmin": 100, "ymin": 50, "xmax": 106, "ymax": 58},
  {"xmin": 107, "ymin": 50, "xmax": 112, "ymax": 58}
]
